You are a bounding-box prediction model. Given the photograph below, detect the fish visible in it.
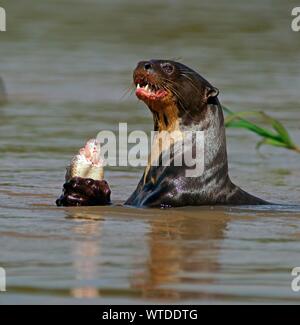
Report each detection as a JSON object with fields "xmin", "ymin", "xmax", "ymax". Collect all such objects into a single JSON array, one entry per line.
[{"xmin": 65, "ymin": 139, "xmax": 104, "ymax": 182}]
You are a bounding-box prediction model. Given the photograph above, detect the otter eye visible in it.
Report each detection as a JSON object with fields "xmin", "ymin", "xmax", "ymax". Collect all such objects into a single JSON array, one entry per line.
[{"xmin": 161, "ymin": 63, "xmax": 174, "ymax": 74}]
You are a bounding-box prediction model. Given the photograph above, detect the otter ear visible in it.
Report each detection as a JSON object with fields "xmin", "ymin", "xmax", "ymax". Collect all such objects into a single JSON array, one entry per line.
[{"xmin": 205, "ymin": 87, "xmax": 219, "ymax": 104}]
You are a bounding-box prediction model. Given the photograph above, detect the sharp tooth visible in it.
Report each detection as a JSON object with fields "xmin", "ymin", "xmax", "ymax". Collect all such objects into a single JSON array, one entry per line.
[
  {"xmin": 137, "ymin": 83, "xmax": 140, "ymax": 89},
  {"xmin": 145, "ymin": 84, "xmax": 149, "ymax": 92}
]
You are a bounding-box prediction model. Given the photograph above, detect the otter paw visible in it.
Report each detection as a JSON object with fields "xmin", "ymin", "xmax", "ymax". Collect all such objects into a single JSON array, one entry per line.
[{"xmin": 56, "ymin": 177, "xmax": 111, "ymax": 207}]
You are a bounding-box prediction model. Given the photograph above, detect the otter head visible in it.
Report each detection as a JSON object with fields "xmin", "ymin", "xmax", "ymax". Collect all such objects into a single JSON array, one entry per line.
[{"xmin": 133, "ymin": 60, "xmax": 220, "ymax": 129}]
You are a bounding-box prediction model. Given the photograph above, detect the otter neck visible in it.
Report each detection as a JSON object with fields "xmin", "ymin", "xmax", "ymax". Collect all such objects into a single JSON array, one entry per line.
[
  {"xmin": 150, "ymin": 101, "xmax": 230, "ymax": 185},
  {"xmin": 180, "ymin": 103, "xmax": 230, "ymax": 184},
  {"xmin": 151, "ymin": 102, "xmax": 180, "ymax": 132}
]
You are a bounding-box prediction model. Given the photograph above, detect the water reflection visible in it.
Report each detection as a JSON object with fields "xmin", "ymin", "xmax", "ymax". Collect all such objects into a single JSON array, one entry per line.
[
  {"xmin": 66, "ymin": 210, "xmax": 104, "ymax": 299},
  {"xmin": 65, "ymin": 208, "xmax": 229, "ymax": 301},
  {"xmin": 132, "ymin": 213, "xmax": 229, "ymax": 300}
]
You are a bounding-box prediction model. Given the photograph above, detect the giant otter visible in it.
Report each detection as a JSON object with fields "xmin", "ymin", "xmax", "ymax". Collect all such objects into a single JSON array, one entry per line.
[{"xmin": 57, "ymin": 60, "xmax": 269, "ymax": 208}]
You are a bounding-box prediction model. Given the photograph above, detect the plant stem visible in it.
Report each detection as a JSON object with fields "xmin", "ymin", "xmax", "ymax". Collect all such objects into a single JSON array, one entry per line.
[{"xmin": 293, "ymin": 146, "xmax": 300, "ymax": 153}]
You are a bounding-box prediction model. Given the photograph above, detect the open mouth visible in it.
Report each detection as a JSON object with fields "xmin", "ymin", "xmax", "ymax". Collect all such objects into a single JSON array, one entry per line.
[{"xmin": 135, "ymin": 78, "xmax": 168, "ymax": 101}]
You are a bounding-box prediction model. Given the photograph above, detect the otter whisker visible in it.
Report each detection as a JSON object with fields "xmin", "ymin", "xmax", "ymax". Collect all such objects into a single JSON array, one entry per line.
[
  {"xmin": 180, "ymin": 73, "xmax": 203, "ymax": 95},
  {"xmin": 160, "ymin": 80, "xmax": 208, "ymax": 124},
  {"xmin": 160, "ymin": 82, "xmax": 200, "ymax": 122},
  {"xmin": 121, "ymin": 82, "xmax": 136, "ymax": 100}
]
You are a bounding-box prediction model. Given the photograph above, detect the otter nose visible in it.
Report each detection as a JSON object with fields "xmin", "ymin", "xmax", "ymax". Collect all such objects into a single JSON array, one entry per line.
[{"xmin": 144, "ymin": 62, "xmax": 153, "ymax": 72}]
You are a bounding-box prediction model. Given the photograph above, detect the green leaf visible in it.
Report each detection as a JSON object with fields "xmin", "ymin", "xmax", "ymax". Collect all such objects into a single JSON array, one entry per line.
[
  {"xmin": 224, "ymin": 112, "xmax": 282, "ymax": 142},
  {"xmin": 259, "ymin": 112, "xmax": 295, "ymax": 147},
  {"xmin": 225, "ymin": 111, "xmax": 265, "ymax": 125},
  {"xmin": 222, "ymin": 105, "xmax": 300, "ymax": 153},
  {"xmin": 256, "ymin": 138, "xmax": 289, "ymax": 150}
]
